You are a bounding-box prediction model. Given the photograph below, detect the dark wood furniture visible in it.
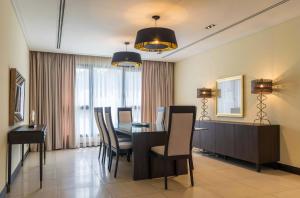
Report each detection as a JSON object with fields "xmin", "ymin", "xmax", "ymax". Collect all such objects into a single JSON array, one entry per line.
[
  {"xmin": 149, "ymin": 106, "xmax": 196, "ymax": 190},
  {"xmin": 7, "ymin": 125, "xmax": 47, "ymax": 192},
  {"xmin": 193, "ymin": 120, "xmax": 280, "ymax": 171},
  {"xmin": 115, "ymin": 123, "xmax": 188, "ymax": 180}
]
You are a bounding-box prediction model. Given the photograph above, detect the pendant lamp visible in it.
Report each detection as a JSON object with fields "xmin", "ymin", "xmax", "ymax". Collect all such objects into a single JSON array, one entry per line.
[
  {"xmin": 112, "ymin": 42, "xmax": 142, "ymax": 67},
  {"xmin": 134, "ymin": 15, "xmax": 177, "ymax": 52}
]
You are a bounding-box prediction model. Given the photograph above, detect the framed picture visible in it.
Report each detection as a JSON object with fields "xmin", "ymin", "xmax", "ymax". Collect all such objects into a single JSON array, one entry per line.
[
  {"xmin": 216, "ymin": 75, "xmax": 244, "ymax": 117},
  {"xmin": 9, "ymin": 68, "xmax": 26, "ymax": 126}
]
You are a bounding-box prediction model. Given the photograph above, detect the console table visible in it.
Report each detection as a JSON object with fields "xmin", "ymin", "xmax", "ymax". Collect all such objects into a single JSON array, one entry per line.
[
  {"xmin": 7, "ymin": 125, "xmax": 47, "ymax": 192},
  {"xmin": 193, "ymin": 120, "xmax": 280, "ymax": 171}
]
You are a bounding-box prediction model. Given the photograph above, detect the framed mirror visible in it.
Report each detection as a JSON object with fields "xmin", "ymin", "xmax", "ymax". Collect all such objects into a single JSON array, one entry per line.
[
  {"xmin": 216, "ymin": 75, "xmax": 244, "ymax": 117},
  {"xmin": 9, "ymin": 68, "xmax": 25, "ymax": 126}
]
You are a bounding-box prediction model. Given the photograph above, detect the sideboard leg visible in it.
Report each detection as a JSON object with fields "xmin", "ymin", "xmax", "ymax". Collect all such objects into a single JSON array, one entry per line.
[{"xmin": 256, "ymin": 164, "xmax": 261, "ymax": 172}]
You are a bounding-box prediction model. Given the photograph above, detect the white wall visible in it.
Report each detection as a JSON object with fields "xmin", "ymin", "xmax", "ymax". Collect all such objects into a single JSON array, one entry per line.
[
  {"xmin": 175, "ymin": 16, "xmax": 300, "ymax": 168},
  {"xmin": 0, "ymin": 0, "xmax": 29, "ymax": 191}
]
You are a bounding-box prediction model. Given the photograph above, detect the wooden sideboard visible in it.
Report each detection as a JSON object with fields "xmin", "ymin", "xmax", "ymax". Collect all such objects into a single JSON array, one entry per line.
[{"xmin": 193, "ymin": 120, "xmax": 280, "ymax": 171}]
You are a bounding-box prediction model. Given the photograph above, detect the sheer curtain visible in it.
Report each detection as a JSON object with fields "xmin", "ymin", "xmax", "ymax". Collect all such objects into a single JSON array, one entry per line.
[
  {"xmin": 124, "ymin": 68, "xmax": 142, "ymax": 122},
  {"xmin": 75, "ymin": 56, "xmax": 141, "ymax": 147}
]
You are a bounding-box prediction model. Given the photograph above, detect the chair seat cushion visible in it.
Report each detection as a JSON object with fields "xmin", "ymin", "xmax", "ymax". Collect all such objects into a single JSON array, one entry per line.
[
  {"xmin": 151, "ymin": 145, "xmax": 165, "ymax": 156},
  {"xmin": 119, "ymin": 141, "xmax": 132, "ymax": 149}
]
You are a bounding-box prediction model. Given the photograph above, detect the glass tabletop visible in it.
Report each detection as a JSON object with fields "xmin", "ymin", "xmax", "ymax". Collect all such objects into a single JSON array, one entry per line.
[
  {"xmin": 115, "ymin": 123, "xmax": 166, "ymax": 135},
  {"xmin": 115, "ymin": 123, "xmax": 208, "ymax": 136}
]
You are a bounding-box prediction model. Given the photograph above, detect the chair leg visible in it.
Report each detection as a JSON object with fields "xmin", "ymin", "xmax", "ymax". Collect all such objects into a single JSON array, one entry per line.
[
  {"xmin": 191, "ymin": 157, "xmax": 194, "ymax": 170},
  {"xmin": 107, "ymin": 147, "xmax": 111, "ymax": 171},
  {"xmin": 103, "ymin": 146, "xmax": 107, "ymax": 164},
  {"xmin": 98, "ymin": 142, "xmax": 102, "ymax": 160},
  {"xmin": 164, "ymin": 159, "xmax": 168, "ymax": 190},
  {"xmin": 126, "ymin": 151, "xmax": 131, "ymax": 162},
  {"xmin": 101, "ymin": 145, "xmax": 105, "ymax": 164},
  {"xmin": 188, "ymin": 157, "xmax": 194, "ymax": 186},
  {"xmin": 109, "ymin": 149, "xmax": 113, "ymax": 172},
  {"xmin": 114, "ymin": 152, "xmax": 119, "ymax": 178},
  {"xmin": 148, "ymin": 154, "xmax": 152, "ymax": 179},
  {"xmin": 174, "ymin": 160, "xmax": 178, "ymax": 176}
]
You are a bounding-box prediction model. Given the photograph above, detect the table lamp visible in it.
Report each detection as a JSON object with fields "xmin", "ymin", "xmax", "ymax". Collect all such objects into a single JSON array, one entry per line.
[
  {"xmin": 29, "ymin": 110, "xmax": 36, "ymax": 128},
  {"xmin": 197, "ymin": 88, "xmax": 212, "ymax": 120},
  {"xmin": 251, "ymin": 79, "xmax": 273, "ymax": 125}
]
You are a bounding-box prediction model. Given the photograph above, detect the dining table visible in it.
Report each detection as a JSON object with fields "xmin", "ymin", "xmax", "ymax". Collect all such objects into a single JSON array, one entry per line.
[{"xmin": 115, "ymin": 123, "xmax": 207, "ymax": 180}]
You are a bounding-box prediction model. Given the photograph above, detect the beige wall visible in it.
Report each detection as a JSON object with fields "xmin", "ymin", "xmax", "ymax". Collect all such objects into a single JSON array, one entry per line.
[
  {"xmin": 0, "ymin": 0, "xmax": 29, "ymax": 191},
  {"xmin": 175, "ymin": 16, "xmax": 300, "ymax": 168}
]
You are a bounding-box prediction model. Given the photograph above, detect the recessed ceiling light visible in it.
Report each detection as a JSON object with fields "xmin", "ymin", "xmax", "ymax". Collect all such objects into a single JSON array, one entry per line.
[{"xmin": 205, "ymin": 24, "xmax": 216, "ymax": 29}]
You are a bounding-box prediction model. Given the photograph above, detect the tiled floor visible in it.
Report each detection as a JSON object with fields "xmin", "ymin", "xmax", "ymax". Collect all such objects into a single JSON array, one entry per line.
[{"xmin": 6, "ymin": 148, "xmax": 300, "ymax": 198}]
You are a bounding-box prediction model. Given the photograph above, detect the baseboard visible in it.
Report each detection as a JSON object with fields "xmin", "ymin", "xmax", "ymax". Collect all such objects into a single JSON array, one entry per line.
[
  {"xmin": 0, "ymin": 185, "xmax": 6, "ymax": 198},
  {"xmin": 277, "ymin": 162, "xmax": 300, "ymax": 175}
]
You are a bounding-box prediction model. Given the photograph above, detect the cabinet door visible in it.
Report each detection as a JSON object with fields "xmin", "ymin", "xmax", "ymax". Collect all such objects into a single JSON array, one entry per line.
[
  {"xmin": 199, "ymin": 122, "xmax": 215, "ymax": 152},
  {"xmin": 234, "ymin": 125, "xmax": 257, "ymax": 163},
  {"xmin": 215, "ymin": 123, "xmax": 234, "ymax": 157},
  {"xmin": 192, "ymin": 121, "xmax": 201, "ymax": 148}
]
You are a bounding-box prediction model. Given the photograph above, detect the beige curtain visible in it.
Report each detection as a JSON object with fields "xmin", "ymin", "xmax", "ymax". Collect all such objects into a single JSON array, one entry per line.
[
  {"xmin": 29, "ymin": 51, "xmax": 76, "ymax": 150},
  {"xmin": 141, "ymin": 61, "xmax": 174, "ymax": 123}
]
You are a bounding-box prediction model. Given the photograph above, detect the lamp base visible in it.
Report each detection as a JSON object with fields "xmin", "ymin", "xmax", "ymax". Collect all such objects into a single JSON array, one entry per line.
[
  {"xmin": 28, "ymin": 124, "xmax": 36, "ymax": 128},
  {"xmin": 199, "ymin": 98, "xmax": 210, "ymax": 121},
  {"xmin": 199, "ymin": 116, "xmax": 211, "ymax": 121},
  {"xmin": 253, "ymin": 118, "xmax": 271, "ymax": 125},
  {"xmin": 253, "ymin": 93, "xmax": 271, "ymax": 125}
]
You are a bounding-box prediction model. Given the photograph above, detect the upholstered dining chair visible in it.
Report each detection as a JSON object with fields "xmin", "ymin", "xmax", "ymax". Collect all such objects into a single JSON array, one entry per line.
[
  {"xmin": 105, "ymin": 107, "xmax": 132, "ymax": 178},
  {"xmin": 117, "ymin": 107, "xmax": 132, "ymax": 123},
  {"xmin": 94, "ymin": 107, "xmax": 111, "ymax": 165},
  {"xmin": 156, "ymin": 107, "xmax": 166, "ymax": 126},
  {"xmin": 149, "ymin": 106, "xmax": 196, "ymax": 190}
]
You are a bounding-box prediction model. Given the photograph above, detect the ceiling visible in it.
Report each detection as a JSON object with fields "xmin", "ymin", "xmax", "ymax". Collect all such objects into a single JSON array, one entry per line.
[{"xmin": 12, "ymin": 0, "xmax": 300, "ymax": 62}]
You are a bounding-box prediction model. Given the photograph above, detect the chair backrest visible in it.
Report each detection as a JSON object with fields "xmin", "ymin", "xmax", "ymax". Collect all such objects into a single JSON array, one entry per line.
[
  {"xmin": 118, "ymin": 107, "xmax": 132, "ymax": 123},
  {"xmin": 94, "ymin": 107, "xmax": 110, "ymax": 145},
  {"xmin": 165, "ymin": 106, "xmax": 196, "ymax": 157},
  {"xmin": 156, "ymin": 107, "xmax": 166, "ymax": 126},
  {"xmin": 105, "ymin": 107, "xmax": 118, "ymax": 149}
]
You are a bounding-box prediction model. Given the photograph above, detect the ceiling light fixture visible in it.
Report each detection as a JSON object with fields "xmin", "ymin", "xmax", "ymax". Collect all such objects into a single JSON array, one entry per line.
[
  {"xmin": 112, "ymin": 42, "xmax": 142, "ymax": 67},
  {"xmin": 205, "ymin": 24, "xmax": 216, "ymax": 30},
  {"xmin": 134, "ymin": 15, "xmax": 178, "ymax": 52}
]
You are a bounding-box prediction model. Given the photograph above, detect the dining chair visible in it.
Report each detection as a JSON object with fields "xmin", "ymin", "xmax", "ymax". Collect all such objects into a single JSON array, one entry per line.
[
  {"xmin": 94, "ymin": 107, "xmax": 111, "ymax": 165},
  {"xmin": 148, "ymin": 106, "xmax": 196, "ymax": 190},
  {"xmin": 156, "ymin": 107, "xmax": 166, "ymax": 126},
  {"xmin": 117, "ymin": 107, "xmax": 132, "ymax": 123},
  {"xmin": 105, "ymin": 107, "xmax": 132, "ymax": 178}
]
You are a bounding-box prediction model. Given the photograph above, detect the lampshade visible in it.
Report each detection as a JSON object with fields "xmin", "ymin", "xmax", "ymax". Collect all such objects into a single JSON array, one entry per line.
[
  {"xmin": 197, "ymin": 88, "xmax": 212, "ymax": 98},
  {"xmin": 251, "ymin": 79, "xmax": 273, "ymax": 94},
  {"xmin": 134, "ymin": 15, "xmax": 177, "ymax": 52},
  {"xmin": 111, "ymin": 51, "xmax": 142, "ymax": 67},
  {"xmin": 111, "ymin": 42, "xmax": 142, "ymax": 67}
]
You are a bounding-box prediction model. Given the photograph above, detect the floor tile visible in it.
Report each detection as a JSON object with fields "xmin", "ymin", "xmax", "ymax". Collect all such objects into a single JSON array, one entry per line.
[{"xmin": 5, "ymin": 148, "xmax": 300, "ymax": 198}]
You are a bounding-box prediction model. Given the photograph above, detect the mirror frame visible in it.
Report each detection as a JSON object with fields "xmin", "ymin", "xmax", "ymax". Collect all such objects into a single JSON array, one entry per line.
[
  {"xmin": 216, "ymin": 75, "xmax": 244, "ymax": 117},
  {"xmin": 9, "ymin": 68, "xmax": 26, "ymax": 126}
]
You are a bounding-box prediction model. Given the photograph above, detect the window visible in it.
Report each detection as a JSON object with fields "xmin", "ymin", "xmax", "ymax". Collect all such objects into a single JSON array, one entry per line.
[{"xmin": 75, "ymin": 64, "xmax": 141, "ymax": 147}]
